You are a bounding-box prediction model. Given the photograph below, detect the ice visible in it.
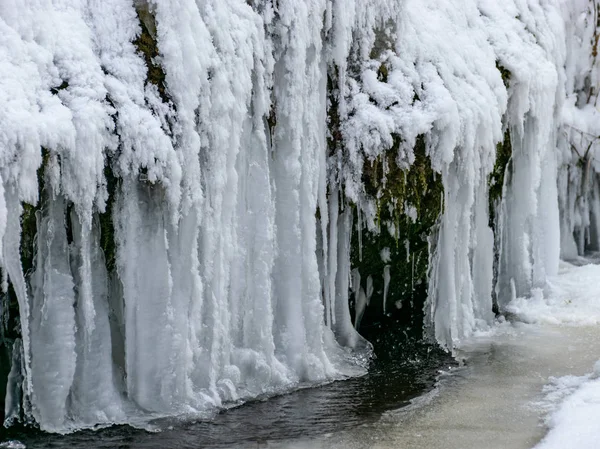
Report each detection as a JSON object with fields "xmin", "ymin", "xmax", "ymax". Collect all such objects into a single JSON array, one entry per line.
[
  {"xmin": 380, "ymin": 247, "xmax": 391, "ymax": 264},
  {"xmin": 0, "ymin": 441, "xmax": 26, "ymax": 449},
  {"xmin": 68, "ymin": 211, "xmax": 125, "ymax": 426},
  {"xmin": 517, "ymin": 262, "xmax": 600, "ymax": 449},
  {"xmin": 29, "ymin": 187, "xmax": 77, "ymax": 432},
  {"xmin": 534, "ymin": 365, "xmax": 600, "ymax": 449},
  {"xmin": 506, "ymin": 261, "xmax": 600, "ymax": 325},
  {"xmin": 3, "ymin": 339, "xmax": 23, "ymax": 427},
  {"xmin": 1, "ymin": 0, "xmax": 599, "ymax": 433},
  {"xmin": 382, "ymin": 265, "xmax": 391, "ymax": 315},
  {"xmin": 556, "ymin": 0, "xmax": 600, "ymax": 259}
]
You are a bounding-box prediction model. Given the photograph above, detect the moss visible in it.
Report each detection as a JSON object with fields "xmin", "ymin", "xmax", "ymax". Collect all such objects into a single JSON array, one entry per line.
[
  {"xmin": 326, "ymin": 70, "xmax": 343, "ymax": 155},
  {"xmin": 99, "ymin": 164, "xmax": 119, "ymax": 273},
  {"xmin": 489, "ymin": 132, "xmax": 512, "ymax": 314},
  {"xmin": 488, "ymin": 63, "xmax": 512, "ymax": 226},
  {"xmin": 488, "ymin": 129, "xmax": 512, "ymax": 225},
  {"xmin": 496, "ymin": 62, "xmax": 511, "ymax": 88},
  {"xmin": 351, "ymin": 136, "xmax": 443, "ymax": 338},
  {"xmin": 267, "ymin": 101, "xmax": 277, "ymax": 144},
  {"xmin": 326, "ymin": 56, "xmax": 443, "ymax": 339},
  {"xmin": 369, "ymin": 23, "xmax": 396, "ymax": 61},
  {"xmin": 133, "ymin": 4, "xmax": 169, "ymax": 104},
  {"xmin": 20, "ymin": 204, "xmax": 38, "ymax": 277},
  {"xmin": 20, "ymin": 149, "xmax": 49, "ymax": 276},
  {"xmin": 377, "ymin": 63, "xmax": 389, "ymax": 83}
]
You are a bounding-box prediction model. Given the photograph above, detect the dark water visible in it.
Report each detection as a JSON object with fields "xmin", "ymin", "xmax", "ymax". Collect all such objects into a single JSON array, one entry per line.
[{"xmin": 0, "ymin": 336, "xmax": 453, "ymax": 449}]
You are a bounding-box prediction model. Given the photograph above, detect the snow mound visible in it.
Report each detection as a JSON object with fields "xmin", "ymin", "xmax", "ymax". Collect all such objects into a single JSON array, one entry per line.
[
  {"xmin": 534, "ymin": 364, "xmax": 600, "ymax": 449},
  {"xmin": 505, "ymin": 262, "xmax": 600, "ymax": 325}
]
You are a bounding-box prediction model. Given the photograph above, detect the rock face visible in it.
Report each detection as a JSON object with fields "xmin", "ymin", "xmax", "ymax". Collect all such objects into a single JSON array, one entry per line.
[{"xmin": 0, "ymin": 0, "xmax": 598, "ymax": 433}]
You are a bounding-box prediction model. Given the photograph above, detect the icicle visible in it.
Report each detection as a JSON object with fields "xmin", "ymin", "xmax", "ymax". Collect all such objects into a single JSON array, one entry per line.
[
  {"xmin": 332, "ymin": 208, "xmax": 368, "ymax": 350},
  {"xmin": 1, "ymin": 0, "xmax": 593, "ymax": 433},
  {"xmin": 68, "ymin": 211, "xmax": 124, "ymax": 427},
  {"xmin": 3, "ymin": 339, "xmax": 23, "ymax": 427},
  {"xmin": 114, "ymin": 180, "xmax": 179, "ymax": 413},
  {"xmin": 1, "ymin": 188, "xmax": 34, "ymax": 425},
  {"xmin": 366, "ymin": 275, "xmax": 374, "ymax": 305},
  {"xmin": 383, "ymin": 264, "xmax": 391, "ymax": 315},
  {"xmin": 357, "ymin": 205, "xmax": 363, "ymax": 262},
  {"xmin": 29, "ymin": 187, "xmax": 78, "ymax": 432},
  {"xmin": 327, "ymin": 188, "xmax": 340, "ymax": 328}
]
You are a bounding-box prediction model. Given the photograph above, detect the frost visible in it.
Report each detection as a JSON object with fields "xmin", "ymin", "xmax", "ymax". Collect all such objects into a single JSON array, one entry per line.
[
  {"xmin": 380, "ymin": 247, "xmax": 391, "ymax": 263},
  {"xmin": 0, "ymin": 0, "xmax": 598, "ymax": 432},
  {"xmin": 404, "ymin": 205, "xmax": 417, "ymax": 223}
]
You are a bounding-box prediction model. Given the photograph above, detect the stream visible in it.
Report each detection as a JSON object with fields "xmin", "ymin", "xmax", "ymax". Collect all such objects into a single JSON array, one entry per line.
[
  {"xmin": 2, "ymin": 318, "xmax": 599, "ymax": 448},
  {"xmin": 269, "ymin": 323, "xmax": 600, "ymax": 449}
]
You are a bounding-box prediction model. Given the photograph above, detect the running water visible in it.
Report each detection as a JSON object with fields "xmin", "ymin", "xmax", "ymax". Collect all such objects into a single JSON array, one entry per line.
[
  {"xmin": 262, "ymin": 324, "xmax": 600, "ymax": 449},
  {"xmin": 262, "ymin": 261, "xmax": 600, "ymax": 449}
]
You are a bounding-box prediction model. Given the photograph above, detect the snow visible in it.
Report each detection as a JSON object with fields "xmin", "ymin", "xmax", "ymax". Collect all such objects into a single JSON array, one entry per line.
[
  {"xmin": 534, "ymin": 360, "xmax": 600, "ymax": 449},
  {"xmin": 0, "ymin": 0, "xmax": 598, "ymax": 434},
  {"xmin": 506, "ymin": 261, "xmax": 600, "ymax": 325},
  {"xmin": 557, "ymin": 0, "xmax": 600, "ymax": 260},
  {"xmin": 502, "ymin": 261, "xmax": 600, "ymax": 449},
  {"xmin": 0, "ymin": 441, "xmax": 26, "ymax": 449}
]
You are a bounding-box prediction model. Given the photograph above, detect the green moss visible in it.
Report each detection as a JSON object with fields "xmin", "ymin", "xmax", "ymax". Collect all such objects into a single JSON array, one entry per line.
[
  {"xmin": 327, "ymin": 70, "xmax": 343, "ymax": 155},
  {"xmin": 496, "ymin": 62, "xmax": 511, "ymax": 88},
  {"xmin": 377, "ymin": 63, "xmax": 389, "ymax": 83},
  {"xmin": 369, "ymin": 24, "xmax": 396, "ymax": 61},
  {"xmin": 99, "ymin": 164, "xmax": 119, "ymax": 273},
  {"xmin": 20, "ymin": 204, "xmax": 38, "ymax": 277},
  {"xmin": 351, "ymin": 136, "xmax": 443, "ymax": 337},
  {"xmin": 267, "ymin": 101, "xmax": 277, "ymax": 143},
  {"xmin": 488, "ymin": 62, "xmax": 512, "ymax": 226},
  {"xmin": 488, "ymin": 130, "xmax": 512, "ymax": 225},
  {"xmin": 133, "ymin": 5, "xmax": 169, "ymax": 104}
]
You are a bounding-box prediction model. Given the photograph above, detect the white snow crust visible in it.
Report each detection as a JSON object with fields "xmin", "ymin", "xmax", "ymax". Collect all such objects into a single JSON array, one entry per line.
[
  {"xmin": 507, "ymin": 261, "xmax": 600, "ymax": 325},
  {"xmin": 534, "ymin": 362, "xmax": 600, "ymax": 449}
]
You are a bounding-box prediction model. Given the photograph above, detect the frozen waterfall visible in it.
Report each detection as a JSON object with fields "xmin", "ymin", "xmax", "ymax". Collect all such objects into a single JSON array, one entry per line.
[{"xmin": 0, "ymin": 0, "xmax": 599, "ymax": 434}]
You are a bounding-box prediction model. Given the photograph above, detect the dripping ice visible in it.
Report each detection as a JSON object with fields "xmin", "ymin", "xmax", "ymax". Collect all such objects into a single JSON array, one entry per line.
[{"xmin": 0, "ymin": 0, "xmax": 598, "ymax": 433}]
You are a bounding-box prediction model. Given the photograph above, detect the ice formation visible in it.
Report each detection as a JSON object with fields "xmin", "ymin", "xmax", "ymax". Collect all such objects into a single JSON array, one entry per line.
[{"xmin": 0, "ymin": 0, "xmax": 598, "ymax": 433}]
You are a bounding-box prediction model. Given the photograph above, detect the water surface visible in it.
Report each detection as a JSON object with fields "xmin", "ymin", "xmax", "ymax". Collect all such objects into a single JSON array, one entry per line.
[{"xmin": 0, "ymin": 336, "xmax": 451, "ymax": 449}]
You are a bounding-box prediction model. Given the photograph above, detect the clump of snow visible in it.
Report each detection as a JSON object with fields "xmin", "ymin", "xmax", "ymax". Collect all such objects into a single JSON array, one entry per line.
[
  {"xmin": 380, "ymin": 247, "xmax": 391, "ymax": 263},
  {"xmin": 404, "ymin": 204, "xmax": 417, "ymax": 223},
  {"xmin": 506, "ymin": 261, "xmax": 600, "ymax": 325},
  {"xmin": 0, "ymin": 441, "xmax": 26, "ymax": 449},
  {"xmin": 534, "ymin": 373, "xmax": 590, "ymax": 421},
  {"xmin": 534, "ymin": 365, "xmax": 600, "ymax": 449}
]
